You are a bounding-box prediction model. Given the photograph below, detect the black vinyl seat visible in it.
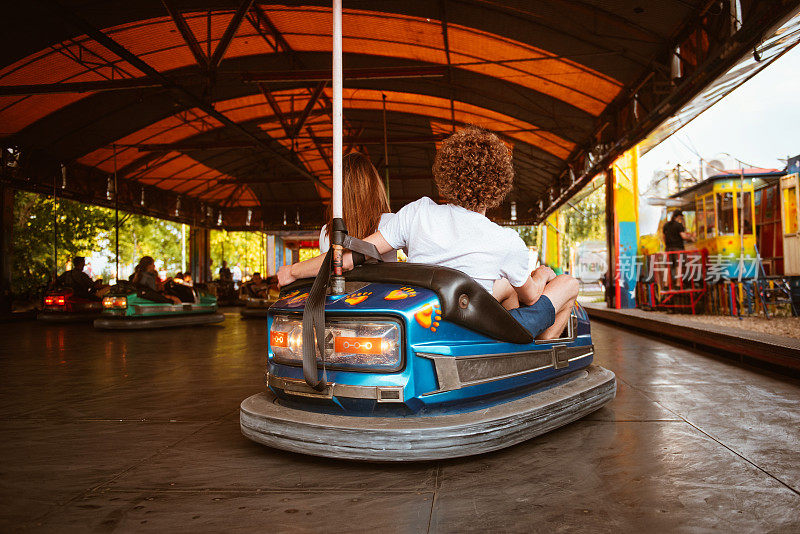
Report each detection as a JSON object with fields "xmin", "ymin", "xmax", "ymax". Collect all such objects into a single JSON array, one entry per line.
[{"xmin": 282, "ymin": 263, "xmax": 534, "ymax": 345}]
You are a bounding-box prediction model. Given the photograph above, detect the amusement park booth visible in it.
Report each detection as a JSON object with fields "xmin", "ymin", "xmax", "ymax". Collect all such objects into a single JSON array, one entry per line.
[{"xmin": 639, "ymin": 168, "xmax": 799, "ymax": 316}]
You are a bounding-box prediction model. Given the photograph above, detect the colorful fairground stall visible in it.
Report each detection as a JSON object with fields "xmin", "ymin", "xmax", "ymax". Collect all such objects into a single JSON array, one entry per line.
[{"xmin": 638, "ymin": 161, "xmax": 800, "ymax": 317}]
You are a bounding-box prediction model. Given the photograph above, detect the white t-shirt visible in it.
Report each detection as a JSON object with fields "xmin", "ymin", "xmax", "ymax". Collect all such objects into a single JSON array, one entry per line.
[
  {"xmin": 319, "ymin": 212, "xmax": 398, "ymax": 262},
  {"xmin": 379, "ymin": 197, "xmax": 530, "ymax": 292}
]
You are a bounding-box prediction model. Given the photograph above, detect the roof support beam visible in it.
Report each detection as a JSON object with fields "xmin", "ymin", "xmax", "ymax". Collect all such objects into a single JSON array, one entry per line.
[
  {"xmin": 161, "ymin": 0, "xmax": 208, "ymax": 69},
  {"xmin": 241, "ymin": 66, "xmax": 448, "ymax": 83},
  {"xmin": 208, "ymin": 0, "xmax": 255, "ymax": 70},
  {"xmin": 121, "ymin": 134, "xmax": 451, "ymax": 151},
  {"xmin": 307, "ymin": 127, "xmax": 332, "ymax": 172},
  {"xmin": 258, "ymin": 83, "xmax": 293, "ymax": 137},
  {"xmin": 36, "ymin": 0, "xmax": 330, "ymax": 192},
  {"xmin": 246, "ymin": 4, "xmax": 294, "ymax": 56},
  {"xmin": 291, "ymin": 81, "xmax": 326, "ymax": 139},
  {"xmin": 0, "ymin": 78, "xmax": 164, "ymax": 95}
]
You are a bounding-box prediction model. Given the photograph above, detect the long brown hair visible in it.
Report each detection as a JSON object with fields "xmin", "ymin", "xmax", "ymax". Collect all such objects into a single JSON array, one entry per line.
[
  {"xmin": 132, "ymin": 256, "xmax": 155, "ymax": 285},
  {"xmin": 325, "ymin": 152, "xmax": 390, "ymax": 240}
]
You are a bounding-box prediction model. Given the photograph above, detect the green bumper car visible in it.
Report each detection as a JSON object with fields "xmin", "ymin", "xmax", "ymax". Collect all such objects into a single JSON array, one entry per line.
[{"xmin": 94, "ymin": 281, "xmax": 224, "ymax": 330}]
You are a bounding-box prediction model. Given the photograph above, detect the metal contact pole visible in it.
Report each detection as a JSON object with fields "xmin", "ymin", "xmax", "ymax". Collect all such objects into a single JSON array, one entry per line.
[
  {"xmin": 332, "ymin": 0, "xmax": 343, "ymax": 221},
  {"xmin": 113, "ymin": 144, "xmax": 119, "ymax": 282},
  {"xmin": 330, "ymin": 0, "xmax": 345, "ymax": 294},
  {"xmin": 382, "ymin": 93, "xmax": 390, "ymax": 202}
]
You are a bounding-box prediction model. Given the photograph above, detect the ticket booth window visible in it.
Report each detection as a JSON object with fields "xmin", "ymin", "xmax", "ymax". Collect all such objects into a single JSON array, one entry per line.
[
  {"xmin": 737, "ymin": 191, "xmax": 753, "ymax": 235},
  {"xmin": 785, "ymin": 186, "xmax": 798, "ymax": 234},
  {"xmin": 717, "ymin": 192, "xmax": 734, "ymax": 235},
  {"xmin": 696, "ymin": 198, "xmax": 706, "ymax": 238},
  {"xmin": 704, "ymin": 195, "xmax": 715, "ymax": 238}
]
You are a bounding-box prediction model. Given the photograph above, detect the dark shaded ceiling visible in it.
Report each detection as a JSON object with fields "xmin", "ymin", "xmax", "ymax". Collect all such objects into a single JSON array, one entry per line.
[{"xmin": 1, "ymin": 0, "xmax": 798, "ymax": 229}]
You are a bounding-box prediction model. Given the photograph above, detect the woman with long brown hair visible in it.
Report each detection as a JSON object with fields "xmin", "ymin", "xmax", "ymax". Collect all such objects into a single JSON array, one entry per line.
[
  {"xmin": 318, "ymin": 151, "xmax": 396, "ymax": 261},
  {"xmin": 132, "ymin": 255, "xmax": 181, "ymax": 304}
]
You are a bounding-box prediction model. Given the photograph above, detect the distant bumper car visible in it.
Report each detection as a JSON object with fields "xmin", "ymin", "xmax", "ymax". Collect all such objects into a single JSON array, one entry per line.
[
  {"xmin": 93, "ymin": 282, "xmax": 224, "ymax": 330},
  {"xmin": 241, "ymin": 262, "xmax": 616, "ymax": 462},
  {"xmin": 38, "ymin": 288, "xmax": 102, "ymax": 322},
  {"xmin": 240, "ymin": 296, "xmax": 277, "ymax": 319}
]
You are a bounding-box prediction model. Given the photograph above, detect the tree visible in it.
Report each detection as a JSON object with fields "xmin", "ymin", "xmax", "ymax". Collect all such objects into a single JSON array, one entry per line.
[
  {"xmin": 12, "ymin": 190, "xmax": 187, "ymax": 299},
  {"xmin": 210, "ymin": 230, "xmax": 268, "ymax": 278},
  {"xmin": 12, "ymin": 191, "xmax": 114, "ymax": 297},
  {"xmin": 512, "ymin": 226, "xmax": 539, "ymax": 247}
]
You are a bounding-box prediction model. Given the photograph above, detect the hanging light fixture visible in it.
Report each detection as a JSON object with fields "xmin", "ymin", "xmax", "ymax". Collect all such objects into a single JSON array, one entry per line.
[
  {"xmin": 670, "ymin": 46, "xmax": 682, "ymax": 81},
  {"xmin": 174, "ymin": 196, "xmax": 181, "ymax": 217},
  {"xmin": 510, "ymin": 201, "xmax": 517, "ymax": 222},
  {"xmin": 140, "ymin": 188, "xmax": 146, "ymax": 207},
  {"xmin": 246, "ymin": 209, "xmax": 252, "ymax": 226},
  {"xmin": 295, "ymin": 208, "xmax": 301, "ymax": 226},
  {"xmin": 282, "ymin": 210, "xmax": 287, "ymax": 226},
  {"xmin": 217, "ymin": 211, "xmax": 223, "ymax": 226},
  {"xmin": 106, "ymin": 176, "xmax": 114, "ymax": 200},
  {"xmin": 731, "ymin": 0, "xmax": 742, "ymax": 34},
  {"xmin": 60, "ymin": 164, "xmax": 67, "ymax": 189}
]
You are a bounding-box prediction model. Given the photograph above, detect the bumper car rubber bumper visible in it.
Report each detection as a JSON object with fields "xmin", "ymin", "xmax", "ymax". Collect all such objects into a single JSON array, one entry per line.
[
  {"xmin": 94, "ymin": 312, "xmax": 225, "ymax": 330},
  {"xmin": 240, "ymin": 364, "xmax": 616, "ymax": 462},
  {"xmin": 240, "ymin": 307, "xmax": 269, "ymax": 319},
  {"xmin": 38, "ymin": 311, "xmax": 101, "ymax": 323}
]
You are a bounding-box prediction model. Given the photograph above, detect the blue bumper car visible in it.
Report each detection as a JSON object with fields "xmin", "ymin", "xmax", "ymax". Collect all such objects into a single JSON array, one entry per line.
[{"xmin": 240, "ymin": 262, "xmax": 615, "ymax": 461}]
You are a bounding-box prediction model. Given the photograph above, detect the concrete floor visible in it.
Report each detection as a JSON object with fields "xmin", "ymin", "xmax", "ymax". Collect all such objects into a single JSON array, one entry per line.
[{"xmin": 1, "ymin": 312, "xmax": 799, "ymax": 533}]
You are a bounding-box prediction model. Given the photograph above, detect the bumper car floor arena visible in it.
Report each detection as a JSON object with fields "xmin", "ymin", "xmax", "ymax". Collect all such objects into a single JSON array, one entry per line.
[{"xmin": 1, "ymin": 314, "xmax": 798, "ymax": 532}]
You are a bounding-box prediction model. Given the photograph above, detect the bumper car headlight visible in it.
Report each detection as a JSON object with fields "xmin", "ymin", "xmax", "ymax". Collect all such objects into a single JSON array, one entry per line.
[
  {"xmin": 103, "ymin": 296, "xmax": 128, "ymax": 309},
  {"xmin": 270, "ymin": 315, "xmax": 401, "ymax": 371}
]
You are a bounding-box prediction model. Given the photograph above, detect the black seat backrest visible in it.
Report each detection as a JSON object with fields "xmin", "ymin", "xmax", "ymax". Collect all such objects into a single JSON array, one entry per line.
[{"xmin": 282, "ymin": 263, "xmax": 533, "ymax": 344}]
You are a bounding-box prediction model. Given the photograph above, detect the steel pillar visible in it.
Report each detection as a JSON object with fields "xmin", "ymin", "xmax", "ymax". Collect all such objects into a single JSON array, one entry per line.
[
  {"xmin": 0, "ymin": 184, "xmax": 13, "ymax": 315},
  {"xmin": 190, "ymin": 226, "xmax": 211, "ymax": 284},
  {"xmin": 606, "ymin": 145, "xmax": 640, "ymax": 309}
]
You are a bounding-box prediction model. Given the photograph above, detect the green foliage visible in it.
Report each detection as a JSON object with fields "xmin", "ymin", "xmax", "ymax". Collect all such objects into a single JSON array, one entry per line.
[
  {"xmin": 512, "ymin": 226, "xmax": 539, "ymax": 247},
  {"xmin": 210, "ymin": 230, "xmax": 268, "ymax": 278},
  {"xmin": 115, "ymin": 214, "xmax": 185, "ymax": 278},
  {"xmin": 12, "ymin": 191, "xmax": 113, "ymax": 296},
  {"xmin": 12, "ymin": 190, "xmax": 187, "ymax": 297},
  {"xmin": 562, "ymin": 186, "xmax": 607, "ymax": 265}
]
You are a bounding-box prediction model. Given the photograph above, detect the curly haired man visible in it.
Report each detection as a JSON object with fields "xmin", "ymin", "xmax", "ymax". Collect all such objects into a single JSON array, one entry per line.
[{"xmin": 279, "ymin": 127, "xmax": 579, "ymax": 339}]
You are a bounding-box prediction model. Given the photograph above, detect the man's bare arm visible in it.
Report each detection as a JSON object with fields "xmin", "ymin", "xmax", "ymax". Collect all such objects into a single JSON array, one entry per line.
[{"xmin": 513, "ymin": 266, "xmax": 555, "ymax": 306}]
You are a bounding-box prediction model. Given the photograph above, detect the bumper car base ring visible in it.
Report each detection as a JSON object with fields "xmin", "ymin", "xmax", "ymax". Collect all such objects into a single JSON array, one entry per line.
[{"xmin": 240, "ymin": 364, "xmax": 615, "ymax": 462}]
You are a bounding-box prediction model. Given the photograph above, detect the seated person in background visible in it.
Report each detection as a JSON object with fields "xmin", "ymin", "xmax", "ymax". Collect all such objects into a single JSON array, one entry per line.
[
  {"xmin": 182, "ymin": 271, "xmax": 193, "ymax": 286},
  {"xmin": 278, "ymin": 127, "xmax": 579, "ymax": 340},
  {"xmin": 132, "ymin": 256, "xmax": 181, "ymax": 304},
  {"xmin": 218, "ymin": 261, "xmax": 233, "ymax": 282},
  {"xmin": 265, "ymin": 275, "xmax": 280, "ymax": 300},
  {"xmin": 57, "ymin": 256, "xmax": 109, "ymax": 299},
  {"xmin": 241, "ymin": 272, "xmax": 268, "ymax": 299}
]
